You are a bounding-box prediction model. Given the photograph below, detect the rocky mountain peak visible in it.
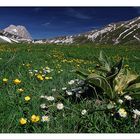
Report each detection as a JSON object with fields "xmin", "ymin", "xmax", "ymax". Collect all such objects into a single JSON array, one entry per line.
[{"xmin": 4, "ymin": 24, "xmax": 32, "ymax": 40}]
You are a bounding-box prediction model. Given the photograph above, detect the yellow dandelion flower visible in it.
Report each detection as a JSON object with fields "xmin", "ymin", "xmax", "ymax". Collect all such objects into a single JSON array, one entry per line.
[
  {"xmin": 13, "ymin": 79, "xmax": 21, "ymax": 85},
  {"xmin": 31, "ymin": 115, "xmax": 40, "ymax": 123},
  {"xmin": 19, "ymin": 118, "xmax": 27, "ymax": 125},
  {"xmin": 37, "ymin": 74, "xmax": 44, "ymax": 81},
  {"xmin": 3, "ymin": 78, "xmax": 8, "ymax": 83},
  {"xmin": 25, "ymin": 96, "xmax": 31, "ymax": 101}
]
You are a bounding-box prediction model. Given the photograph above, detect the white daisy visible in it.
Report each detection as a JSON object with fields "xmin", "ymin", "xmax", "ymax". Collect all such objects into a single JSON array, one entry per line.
[
  {"xmin": 68, "ymin": 80, "xmax": 75, "ymax": 85},
  {"xmin": 40, "ymin": 95, "xmax": 45, "ymax": 98},
  {"xmin": 57, "ymin": 103, "xmax": 64, "ymax": 110},
  {"xmin": 66, "ymin": 91, "xmax": 73, "ymax": 96},
  {"xmin": 81, "ymin": 109, "xmax": 87, "ymax": 115},
  {"xmin": 41, "ymin": 115, "xmax": 50, "ymax": 122},
  {"xmin": 52, "ymin": 89, "xmax": 56, "ymax": 92},
  {"xmin": 118, "ymin": 99, "xmax": 123, "ymax": 104},
  {"xmin": 34, "ymin": 70, "xmax": 38, "ymax": 73},
  {"xmin": 46, "ymin": 96, "xmax": 55, "ymax": 101},
  {"xmin": 40, "ymin": 104, "xmax": 46, "ymax": 109},
  {"xmin": 62, "ymin": 87, "xmax": 67, "ymax": 90}
]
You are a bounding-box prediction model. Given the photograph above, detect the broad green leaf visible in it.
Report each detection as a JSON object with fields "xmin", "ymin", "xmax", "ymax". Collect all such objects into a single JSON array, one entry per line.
[
  {"xmin": 86, "ymin": 73, "xmax": 115, "ymax": 99},
  {"xmin": 126, "ymin": 69, "xmax": 138, "ymax": 85},
  {"xmin": 127, "ymin": 76, "xmax": 140, "ymax": 88},
  {"xmin": 126, "ymin": 83, "xmax": 140, "ymax": 92},
  {"xmin": 106, "ymin": 59, "xmax": 123, "ymax": 80},
  {"xmin": 94, "ymin": 51, "xmax": 111, "ymax": 72},
  {"xmin": 114, "ymin": 68, "xmax": 139, "ymax": 95}
]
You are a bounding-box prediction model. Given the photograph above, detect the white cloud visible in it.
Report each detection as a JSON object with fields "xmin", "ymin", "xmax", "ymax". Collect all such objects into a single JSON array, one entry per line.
[{"xmin": 42, "ymin": 22, "xmax": 50, "ymax": 26}]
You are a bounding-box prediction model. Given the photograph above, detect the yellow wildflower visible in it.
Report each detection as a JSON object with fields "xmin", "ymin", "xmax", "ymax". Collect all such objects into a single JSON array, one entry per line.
[
  {"xmin": 19, "ymin": 118, "xmax": 27, "ymax": 125},
  {"xmin": 37, "ymin": 74, "xmax": 44, "ymax": 81},
  {"xmin": 13, "ymin": 79, "xmax": 21, "ymax": 85},
  {"xmin": 31, "ymin": 115, "xmax": 40, "ymax": 123},
  {"xmin": 25, "ymin": 96, "xmax": 31, "ymax": 101},
  {"xmin": 3, "ymin": 78, "xmax": 8, "ymax": 83}
]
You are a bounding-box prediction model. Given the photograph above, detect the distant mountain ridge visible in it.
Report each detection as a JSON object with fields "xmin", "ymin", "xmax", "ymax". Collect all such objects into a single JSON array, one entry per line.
[
  {"xmin": 34, "ymin": 16, "xmax": 140, "ymax": 45},
  {"xmin": 0, "ymin": 16, "xmax": 140, "ymax": 44}
]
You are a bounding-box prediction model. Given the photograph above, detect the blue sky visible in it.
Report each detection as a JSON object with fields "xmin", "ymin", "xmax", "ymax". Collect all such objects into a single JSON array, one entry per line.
[{"xmin": 0, "ymin": 7, "xmax": 140, "ymax": 39}]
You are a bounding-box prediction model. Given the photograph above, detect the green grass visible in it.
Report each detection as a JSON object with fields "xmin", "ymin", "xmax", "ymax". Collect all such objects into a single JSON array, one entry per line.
[{"xmin": 0, "ymin": 43, "xmax": 140, "ymax": 133}]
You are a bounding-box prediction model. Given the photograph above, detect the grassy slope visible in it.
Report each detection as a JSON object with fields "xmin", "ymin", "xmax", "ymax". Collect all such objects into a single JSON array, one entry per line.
[{"xmin": 0, "ymin": 43, "xmax": 140, "ymax": 133}]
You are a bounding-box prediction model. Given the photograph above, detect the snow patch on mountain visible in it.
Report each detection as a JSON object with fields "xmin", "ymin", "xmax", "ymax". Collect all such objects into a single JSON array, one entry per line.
[
  {"xmin": 133, "ymin": 35, "xmax": 140, "ymax": 41},
  {"xmin": 0, "ymin": 35, "xmax": 12, "ymax": 43},
  {"xmin": 87, "ymin": 25, "xmax": 114, "ymax": 41}
]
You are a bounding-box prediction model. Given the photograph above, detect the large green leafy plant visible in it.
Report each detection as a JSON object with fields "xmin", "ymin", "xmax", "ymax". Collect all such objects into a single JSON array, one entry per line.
[
  {"xmin": 74, "ymin": 51, "xmax": 140, "ymax": 120},
  {"xmin": 76, "ymin": 51, "xmax": 140, "ymax": 100}
]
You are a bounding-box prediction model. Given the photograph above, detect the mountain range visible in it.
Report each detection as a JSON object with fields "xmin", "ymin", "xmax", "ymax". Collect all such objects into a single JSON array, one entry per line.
[{"xmin": 0, "ymin": 16, "xmax": 140, "ymax": 45}]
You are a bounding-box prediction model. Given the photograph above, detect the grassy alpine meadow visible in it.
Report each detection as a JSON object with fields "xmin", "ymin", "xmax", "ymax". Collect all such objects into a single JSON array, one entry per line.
[{"xmin": 0, "ymin": 43, "xmax": 140, "ymax": 133}]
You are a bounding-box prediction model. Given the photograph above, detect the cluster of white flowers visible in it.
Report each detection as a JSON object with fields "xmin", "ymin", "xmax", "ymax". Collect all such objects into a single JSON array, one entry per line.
[
  {"xmin": 40, "ymin": 95, "xmax": 55, "ymax": 101},
  {"xmin": 133, "ymin": 109, "xmax": 140, "ymax": 116},
  {"xmin": 124, "ymin": 95, "xmax": 132, "ymax": 101}
]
